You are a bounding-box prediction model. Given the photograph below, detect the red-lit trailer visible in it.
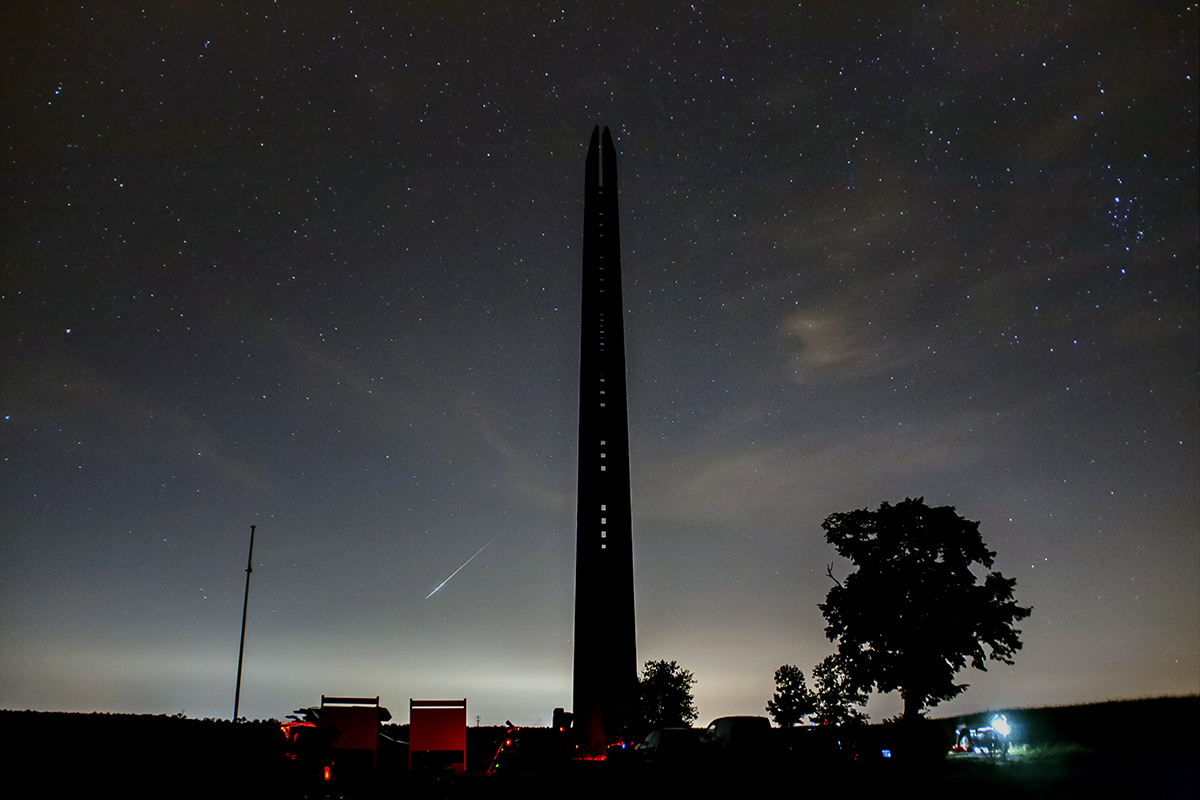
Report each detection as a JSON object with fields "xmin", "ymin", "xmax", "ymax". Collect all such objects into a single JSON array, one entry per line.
[
  {"xmin": 409, "ymin": 698, "xmax": 467, "ymax": 773},
  {"xmin": 281, "ymin": 695, "xmax": 392, "ymax": 785}
]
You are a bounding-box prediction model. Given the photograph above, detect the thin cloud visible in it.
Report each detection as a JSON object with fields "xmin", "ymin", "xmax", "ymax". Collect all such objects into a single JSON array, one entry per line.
[
  {"xmin": 5, "ymin": 352, "xmax": 275, "ymax": 493},
  {"xmin": 781, "ymin": 310, "xmax": 899, "ymax": 382},
  {"xmin": 636, "ymin": 411, "xmax": 989, "ymax": 524}
]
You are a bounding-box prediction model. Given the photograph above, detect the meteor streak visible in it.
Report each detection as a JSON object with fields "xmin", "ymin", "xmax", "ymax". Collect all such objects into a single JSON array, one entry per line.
[{"xmin": 425, "ymin": 536, "xmax": 498, "ymax": 599}]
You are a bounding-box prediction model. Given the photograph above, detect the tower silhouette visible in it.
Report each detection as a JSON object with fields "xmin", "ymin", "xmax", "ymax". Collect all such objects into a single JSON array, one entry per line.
[{"xmin": 572, "ymin": 126, "xmax": 637, "ymax": 757}]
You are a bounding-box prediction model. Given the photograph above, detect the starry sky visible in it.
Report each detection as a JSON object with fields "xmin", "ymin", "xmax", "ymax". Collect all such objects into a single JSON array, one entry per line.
[{"xmin": 3, "ymin": 3, "xmax": 1197, "ymax": 726}]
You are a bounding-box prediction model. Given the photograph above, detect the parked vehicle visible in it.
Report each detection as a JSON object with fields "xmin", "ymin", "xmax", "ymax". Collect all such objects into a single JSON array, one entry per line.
[
  {"xmin": 280, "ymin": 695, "xmax": 396, "ymax": 786},
  {"xmin": 635, "ymin": 727, "xmax": 702, "ymax": 764},
  {"xmin": 701, "ymin": 715, "xmax": 773, "ymax": 766},
  {"xmin": 953, "ymin": 714, "xmax": 1011, "ymax": 756}
]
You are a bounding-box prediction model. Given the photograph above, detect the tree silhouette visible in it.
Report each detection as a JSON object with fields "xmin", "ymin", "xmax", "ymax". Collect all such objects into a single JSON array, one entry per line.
[
  {"xmin": 766, "ymin": 665, "xmax": 815, "ymax": 727},
  {"xmin": 810, "ymin": 654, "xmax": 867, "ymax": 726},
  {"xmin": 820, "ymin": 497, "xmax": 1032, "ymax": 720},
  {"xmin": 637, "ymin": 660, "xmax": 698, "ymax": 729}
]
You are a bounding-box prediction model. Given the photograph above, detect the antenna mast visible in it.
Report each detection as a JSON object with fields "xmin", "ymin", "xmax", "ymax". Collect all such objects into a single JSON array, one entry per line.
[{"xmin": 233, "ymin": 524, "xmax": 256, "ymax": 721}]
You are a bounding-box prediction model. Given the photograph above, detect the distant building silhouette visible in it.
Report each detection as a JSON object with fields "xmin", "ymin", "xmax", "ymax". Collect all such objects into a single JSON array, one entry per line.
[{"xmin": 572, "ymin": 126, "xmax": 637, "ymax": 758}]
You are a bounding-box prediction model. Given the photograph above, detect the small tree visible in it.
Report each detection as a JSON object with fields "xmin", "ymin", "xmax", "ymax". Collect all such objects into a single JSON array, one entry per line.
[
  {"xmin": 820, "ymin": 498, "xmax": 1031, "ymax": 720},
  {"xmin": 810, "ymin": 654, "xmax": 867, "ymax": 726},
  {"xmin": 637, "ymin": 660, "xmax": 698, "ymax": 729},
  {"xmin": 766, "ymin": 665, "xmax": 815, "ymax": 727}
]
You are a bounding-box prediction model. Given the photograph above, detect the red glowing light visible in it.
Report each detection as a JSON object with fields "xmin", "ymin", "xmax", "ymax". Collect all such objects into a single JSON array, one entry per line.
[{"xmin": 323, "ymin": 765, "xmax": 331, "ymax": 781}]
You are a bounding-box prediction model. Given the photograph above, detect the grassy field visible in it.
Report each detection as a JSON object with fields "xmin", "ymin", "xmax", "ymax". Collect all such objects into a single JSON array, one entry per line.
[
  {"xmin": 925, "ymin": 696, "xmax": 1199, "ymax": 799},
  {"xmin": 3, "ymin": 695, "xmax": 1195, "ymax": 798}
]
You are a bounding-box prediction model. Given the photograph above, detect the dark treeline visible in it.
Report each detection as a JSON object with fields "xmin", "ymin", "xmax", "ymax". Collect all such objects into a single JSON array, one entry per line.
[
  {"xmin": 3, "ymin": 697, "xmax": 1196, "ymax": 797},
  {"xmin": 1, "ymin": 710, "xmax": 281, "ymax": 795}
]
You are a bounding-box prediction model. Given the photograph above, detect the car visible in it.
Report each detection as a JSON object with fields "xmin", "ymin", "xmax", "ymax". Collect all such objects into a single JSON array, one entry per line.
[
  {"xmin": 635, "ymin": 727, "xmax": 702, "ymax": 764},
  {"xmin": 701, "ymin": 715, "xmax": 772, "ymax": 749}
]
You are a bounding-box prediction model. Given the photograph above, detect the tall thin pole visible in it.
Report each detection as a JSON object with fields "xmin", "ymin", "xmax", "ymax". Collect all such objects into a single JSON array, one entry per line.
[{"xmin": 233, "ymin": 524, "xmax": 256, "ymax": 721}]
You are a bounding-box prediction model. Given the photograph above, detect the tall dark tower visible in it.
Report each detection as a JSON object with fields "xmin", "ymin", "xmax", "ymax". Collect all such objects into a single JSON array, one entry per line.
[{"xmin": 572, "ymin": 126, "xmax": 637, "ymax": 758}]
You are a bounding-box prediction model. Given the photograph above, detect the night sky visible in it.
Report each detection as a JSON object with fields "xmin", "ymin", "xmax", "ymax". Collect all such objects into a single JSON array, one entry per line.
[{"xmin": 3, "ymin": 3, "xmax": 1197, "ymax": 726}]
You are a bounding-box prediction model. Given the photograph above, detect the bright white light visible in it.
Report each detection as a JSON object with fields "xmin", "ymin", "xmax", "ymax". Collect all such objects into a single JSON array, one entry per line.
[{"xmin": 991, "ymin": 714, "xmax": 1011, "ymax": 737}]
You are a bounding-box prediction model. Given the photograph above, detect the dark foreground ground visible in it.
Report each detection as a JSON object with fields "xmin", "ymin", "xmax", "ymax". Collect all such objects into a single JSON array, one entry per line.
[{"xmin": 4, "ymin": 696, "xmax": 1196, "ymax": 798}]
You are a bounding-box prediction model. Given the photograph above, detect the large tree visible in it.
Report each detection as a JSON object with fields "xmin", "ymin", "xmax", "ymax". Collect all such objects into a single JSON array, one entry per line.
[
  {"xmin": 637, "ymin": 660, "xmax": 698, "ymax": 729},
  {"xmin": 820, "ymin": 497, "xmax": 1032, "ymax": 720},
  {"xmin": 766, "ymin": 665, "xmax": 815, "ymax": 727}
]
